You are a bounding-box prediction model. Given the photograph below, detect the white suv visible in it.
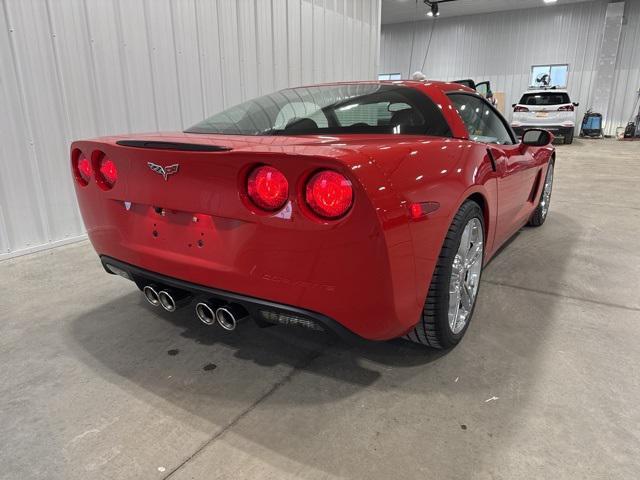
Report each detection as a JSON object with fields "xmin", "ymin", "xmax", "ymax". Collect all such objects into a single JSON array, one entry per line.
[{"xmin": 511, "ymin": 89, "xmax": 579, "ymax": 144}]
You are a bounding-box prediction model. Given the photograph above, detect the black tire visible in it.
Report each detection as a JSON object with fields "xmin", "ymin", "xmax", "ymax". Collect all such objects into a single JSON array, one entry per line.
[
  {"xmin": 564, "ymin": 130, "xmax": 574, "ymax": 144},
  {"xmin": 528, "ymin": 159, "xmax": 554, "ymax": 227},
  {"xmin": 404, "ymin": 200, "xmax": 484, "ymax": 349}
]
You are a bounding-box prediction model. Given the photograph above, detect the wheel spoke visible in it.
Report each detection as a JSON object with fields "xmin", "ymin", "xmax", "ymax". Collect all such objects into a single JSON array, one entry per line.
[
  {"xmin": 448, "ymin": 284, "xmax": 461, "ymax": 331},
  {"xmin": 461, "ymin": 283, "xmax": 472, "ymax": 310},
  {"xmin": 465, "ymin": 242, "xmax": 483, "ymax": 269},
  {"xmin": 448, "ymin": 216, "xmax": 484, "ymax": 335},
  {"xmin": 541, "ymin": 164, "xmax": 554, "ymax": 217},
  {"xmin": 458, "ymin": 223, "xmax": 472, "ymax": 262},
  {"xmin": 452, "ymin": 254, "xmax": 464, "ymax": 275}
]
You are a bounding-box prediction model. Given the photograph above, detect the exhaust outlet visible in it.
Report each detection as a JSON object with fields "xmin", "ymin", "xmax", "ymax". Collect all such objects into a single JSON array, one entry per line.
[
  {"xmin": 143, "ymin": 285, "xmax": 160, "ymax": 307},
  {"xmin": 215, "ymin": 304, "xmax": 248, "ymax": 331},
  {"xmin": 158, "ymin": 289, "xmax": 191, "ymax": 312},
  {"xmin": 195, "ymin": 302, "xmax": 217, "ymax": 326}
]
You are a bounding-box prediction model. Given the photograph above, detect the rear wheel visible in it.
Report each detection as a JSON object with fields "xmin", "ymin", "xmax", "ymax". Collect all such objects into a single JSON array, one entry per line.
[
  {"xmin": 405, "ymin": 200, "xmax": 484, "ymax": 349},
  {"xmin": 528, "ymin": 160, "xmax": 554, "ymax": 227}
]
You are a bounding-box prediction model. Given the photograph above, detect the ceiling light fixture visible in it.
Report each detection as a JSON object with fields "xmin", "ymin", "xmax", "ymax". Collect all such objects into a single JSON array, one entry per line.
[
  {"xmin": 423, "ymin": 0, "xmax": 457, "ymax": 18},
  {"xmin": 543, "ymin": 0, "xmax": 558, "ymax": 3}
]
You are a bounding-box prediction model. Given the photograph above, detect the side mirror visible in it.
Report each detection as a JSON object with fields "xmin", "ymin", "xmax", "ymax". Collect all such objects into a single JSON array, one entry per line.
[
  {"xmin": 573, "ymin": 102, "xmax": 580, "ymax": 107},
  {"xmin": 511, "ymin": 103, "xmax": 516, "ymax": 108},
  {"xmin": 522, "ymin": 128, "xmax": 552, "ymax": 146}
]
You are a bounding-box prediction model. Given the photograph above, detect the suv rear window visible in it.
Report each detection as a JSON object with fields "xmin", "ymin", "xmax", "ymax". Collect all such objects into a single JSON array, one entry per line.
[
  {"xmin": 519, "ymin": 92, "xmax": 571, "ymax": 106},
  {"xmin": 186, "ymin": 84, "xmax": 452, "ymax": 137}
]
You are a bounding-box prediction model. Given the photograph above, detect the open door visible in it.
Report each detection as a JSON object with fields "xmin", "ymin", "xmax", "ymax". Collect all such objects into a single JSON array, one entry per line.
[
  {"xmin": 475, "ymin": 81, "xmax": 492, "ymax": 98},
  {"xmin": 453, "ymin": 79, "xmax": 476, "ymax": 90},
  {"xmin": 453, "ymin": 79, "xmax": 492, "ymax": 99}
]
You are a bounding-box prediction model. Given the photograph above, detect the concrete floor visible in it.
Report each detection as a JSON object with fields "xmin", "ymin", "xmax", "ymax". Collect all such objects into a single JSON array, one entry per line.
[{"xmin": 1, "ymin": 139, "xmax": 639, "ymax": 479}]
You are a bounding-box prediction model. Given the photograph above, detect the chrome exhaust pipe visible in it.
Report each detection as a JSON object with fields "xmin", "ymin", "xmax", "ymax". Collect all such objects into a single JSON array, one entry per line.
[
  {"xmin": 195, "ymin": 302, "xmax": 217, "ymax": 326},
  {"xmin": 143, "ymin": 285, "xmax": 160, "ymax": 307},
  {"xmin": 158, "ymin": 289, "xmax": 191, "ymax": 312},
  {"xmin": 215, "ymin": 304, "xmax": 248, "ymax": 331}
]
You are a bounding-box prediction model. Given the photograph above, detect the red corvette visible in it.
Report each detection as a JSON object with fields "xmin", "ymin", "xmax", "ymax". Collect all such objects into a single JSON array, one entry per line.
[{"xmin": 71, "ymin": 81, "xmax": 555, "ymax": 349}]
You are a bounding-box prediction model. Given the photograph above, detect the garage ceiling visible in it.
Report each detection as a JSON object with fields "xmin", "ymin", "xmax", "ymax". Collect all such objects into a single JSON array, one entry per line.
[{"xmin": 382, "ymin": 0, "xmax": 594, "ymax": 24}]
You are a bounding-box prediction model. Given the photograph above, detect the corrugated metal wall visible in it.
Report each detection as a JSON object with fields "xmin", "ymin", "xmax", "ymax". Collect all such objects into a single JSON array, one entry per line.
[
  {"xmin": 0, "ymin": 0, "xmax": 381, "ymax": 259},
  {"xmin": 380, "ymin": 0, "xmax": 640, "ymax": 136},
  {"xmin": 609, "ymin": 0, "xmax": 640, "ymax": 135}
]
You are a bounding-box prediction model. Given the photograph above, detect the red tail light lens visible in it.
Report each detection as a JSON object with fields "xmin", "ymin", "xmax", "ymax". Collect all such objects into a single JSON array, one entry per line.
[
  {"xmin": 73, "ymin": 150, "xmax": 92, "ymax": 186},
  {"xmin": 96, "ymin": 155, "xmax": 118, "ymax": 190},
  {"xmin": 305, "ymin": 170, "xmax": 353, "ymax": 219},
  {"xmin": 247, "ymin": 165, "xmax": 289, "ymax": 211},
  {"xmin": 78, "ymin": 156, "xmax": 92, "ymax": 182},
  {"xmin": 514, "ymin": 106, "xmax": 529, "ymax": 112},
  {"xmin": 558, "ymin": 105, "xmax": 574, "ymax": 112}
]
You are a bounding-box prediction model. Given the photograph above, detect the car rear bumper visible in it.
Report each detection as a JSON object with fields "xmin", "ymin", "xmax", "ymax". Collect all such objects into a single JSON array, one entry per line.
[
  {"xmin": 85, "ymin": 205, "xmax": 423, "ymax": 341},
  {"xmin": 512, "ymin": 125, "xmax": 574, "ymax": 137},
  {"xmin": 101, "ymin": 255, "xmax": 363, "ymax": 340}
]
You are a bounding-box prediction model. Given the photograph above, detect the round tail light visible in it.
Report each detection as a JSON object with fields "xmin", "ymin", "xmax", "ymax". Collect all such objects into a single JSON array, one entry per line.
[
  {"xmin": 73, "ymin": 151, "xmax": 92, "ymax": 186},
  {"xmin": 247, "ymin": 165, "xmax": 289, "ymax": 211},
  {"xmin": 96, "ymin": 155, "xmax": 118, "ymax": 190},
  {"xmin": 305, "ymin": 170, "xmax": 353, "ymax": 219}
]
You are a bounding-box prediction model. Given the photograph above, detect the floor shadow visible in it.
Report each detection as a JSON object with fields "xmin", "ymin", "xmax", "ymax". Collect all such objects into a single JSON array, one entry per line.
[{"xmin": 68, "ymin": 292, "xmax": 446, "ymax": 405}]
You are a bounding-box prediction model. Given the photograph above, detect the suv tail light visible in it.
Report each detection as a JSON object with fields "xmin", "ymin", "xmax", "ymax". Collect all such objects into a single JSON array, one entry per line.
[
  {"xmin": 72, "ymin": 150, "xmax": 92, "ymax": 186},
  {"xmin": 558, "ymin": 105, "xmax": 574, "ymax": 112},
  {"xmin": 514, "ymin": 106, "xmax": 529, "ymax": 112},
  {"xmin": 305, "ymin": 170, "xmax": 353, "ymax": 219},
  {"xmin": 247, "ymin": 165, "xmax": 289, "ymax": 211}
]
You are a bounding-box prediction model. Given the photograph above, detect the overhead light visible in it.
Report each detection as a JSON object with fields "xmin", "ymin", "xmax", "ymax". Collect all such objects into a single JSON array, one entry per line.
[
  {"xmin": 543, "ymin": 0, "xmax": 558, "ymax": 3},
  {"xmin": 424, "ymin": 0, "xmax": 456, "ymax": 18}
]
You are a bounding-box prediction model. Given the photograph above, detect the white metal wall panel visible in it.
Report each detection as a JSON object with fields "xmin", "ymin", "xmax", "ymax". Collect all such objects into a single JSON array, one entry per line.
[
  {"xmin": 590, "ymin": 2, "xmax": 625, "ymax": 125},
  {"xmin": 380, "ymin": 0, "xmax": 640, "ymax": 135},
  {"xmin": 0, "ymin": 0, "xmax": 381, "ymax": 259},
  {"xmin": 609, "ymin": 0, "xmax": 640, "ymax": 133},
  {"xmin": 272, "ymin": 0, "xmax": 290, "ymax": 90},
  {"xmin": 172, "ymin": 0, "xmax": 207, "ymax": 127}
]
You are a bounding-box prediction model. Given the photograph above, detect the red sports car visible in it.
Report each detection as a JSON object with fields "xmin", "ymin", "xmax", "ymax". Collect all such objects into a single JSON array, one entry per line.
[{"xmin": 71, "ymin": 81, "xmax": 555, "ymax": 349}]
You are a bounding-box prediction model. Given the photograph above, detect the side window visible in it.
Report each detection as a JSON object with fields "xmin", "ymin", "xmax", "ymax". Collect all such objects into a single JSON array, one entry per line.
[
  {"xmin": 274, "ymin": 102, "xmax": 329, "ymax": 129},
  {"xmin": 333, "ymin": 101, "xmax": 415, "ymax": 127},
  {"xmin": 334, "ymin": 103, "xmax": 386, "ymax": 126},
  {"xmin": 449, "ymin": 94, "xmax": 513, "ymax": 145}
]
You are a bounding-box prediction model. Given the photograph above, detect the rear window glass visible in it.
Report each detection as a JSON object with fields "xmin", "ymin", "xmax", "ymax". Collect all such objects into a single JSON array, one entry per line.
[
  {"xmin": 186, "ymin": 84, "xmax": 452, "ymax": 137},
  {"xmin": 519, "ymin": 92, "xmax": 571, "ymax": 106}
]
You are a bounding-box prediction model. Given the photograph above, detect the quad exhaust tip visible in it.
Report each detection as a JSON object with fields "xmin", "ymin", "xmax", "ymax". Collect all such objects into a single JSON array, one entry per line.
[
  {"xmin": 215, "ymin": 304, "xmax": 248, "ymax": 331},
  {"xmin": 195, "ymin": 302, "xmax": 216, "ymax": 325},
  {"xmin": 215, "ymin": 307, "xmax": 238, "ymax": 331},
  {"xmin": 195, "ymin": 301, "xmax": 248, "ymax": 330},
  {"xmin": 143, "ymin": 285, "xmax": 160, "ymax": 307},
  {"xmin": 145, "ymin": 286, "xmax": 191, "ymax": 312},
  {"xmin": 158, "ymin": 290, "xmax": 177, "ymax": 312}
]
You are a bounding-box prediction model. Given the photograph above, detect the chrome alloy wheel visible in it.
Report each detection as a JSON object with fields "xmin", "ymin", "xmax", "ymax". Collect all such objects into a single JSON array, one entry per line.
[
  {"xmin": 448, "ymin": 218, "xmax": 484, "ymax": 334},
  {"xmin": 541, "ymin": 163, "xmax": 554, "ymax": 218}
]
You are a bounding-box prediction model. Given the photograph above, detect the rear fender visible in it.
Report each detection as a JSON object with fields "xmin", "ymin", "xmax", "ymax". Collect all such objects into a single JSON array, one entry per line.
[{"xmin": 377, "ymin": 139, "xmax": 497, "ymax": 307}]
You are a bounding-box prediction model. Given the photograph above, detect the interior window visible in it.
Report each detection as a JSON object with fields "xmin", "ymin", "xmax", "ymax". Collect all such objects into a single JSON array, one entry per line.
[
  {"xmin": 448, "ymin": 94, "xmax": 513, "ymax": 145},
  {"xmin": 378, "ymin": 73, "xmax": 402, "ymax": 80},
  {"xmin": 530, "ymin": 64, "xmax": 568, "ymax": 88}
]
